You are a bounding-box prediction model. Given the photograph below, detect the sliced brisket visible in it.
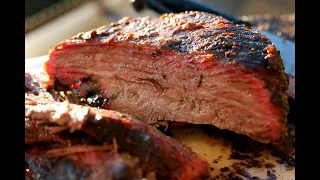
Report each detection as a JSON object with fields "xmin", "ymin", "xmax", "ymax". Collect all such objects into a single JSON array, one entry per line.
[
  {"xmin": 26, "ymin": 151, "xmax": 145, "ymax": 180},
  {"xmin": 25, "ymin": 94, "xmax": 210, "ymax": 180},
  {"xmin": 44, "ymin": 11, "xmax": 290, "ymax": 145}
]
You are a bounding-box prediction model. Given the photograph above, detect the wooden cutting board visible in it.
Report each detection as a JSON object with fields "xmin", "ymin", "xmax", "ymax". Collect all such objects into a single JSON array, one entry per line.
[{"xmin": 25, "ymin": 56, "xmax": 295, "ymax": 180}]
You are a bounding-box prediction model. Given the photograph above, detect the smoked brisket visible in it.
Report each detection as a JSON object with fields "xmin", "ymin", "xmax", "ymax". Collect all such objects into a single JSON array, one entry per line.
[
  {"xmin": 25, "ymin": 93, "xmax": 210, "ymax": 180},
  {"xmin": 44, "ymin": 11, "xmax": 290, "ymax": 146}
]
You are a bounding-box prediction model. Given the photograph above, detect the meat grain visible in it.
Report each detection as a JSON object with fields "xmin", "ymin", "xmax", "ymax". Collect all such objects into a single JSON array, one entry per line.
[{"xmin": 44, "ymin": 11, "xmax": 290, "ymax": 146}]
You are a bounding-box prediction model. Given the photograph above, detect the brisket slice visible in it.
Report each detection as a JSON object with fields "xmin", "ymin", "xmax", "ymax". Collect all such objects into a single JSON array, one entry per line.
[
  {"xmin": 26, "ymin": 151, "xmax": 145, "ymax": 180},
  {"xmin": 26, "ymin": 105, "xmax": 142, "ymax": 180},
  {"xmin": 44, "ymin": 11, "xmax": 290, "ymax": 145},
  {"xmin": 25, "ymin": 94, "xmax": 210, "ymax": 180},
  {"xmin": 25, "ymin": 115, "xmax": 101, "ymax": 146}
]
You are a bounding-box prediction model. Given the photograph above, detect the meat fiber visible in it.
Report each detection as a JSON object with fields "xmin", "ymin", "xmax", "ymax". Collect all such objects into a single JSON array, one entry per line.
[
  {"xmin": 25, "ymin": 94, "xmax": 211, "ymax": 180},
  {"xmin": 26, "ymin": 150, "xmax": 146, "ymax": 180},
  {"xmin": 44, "ymin": 11, "xmax": 290, "ymax": 146}
]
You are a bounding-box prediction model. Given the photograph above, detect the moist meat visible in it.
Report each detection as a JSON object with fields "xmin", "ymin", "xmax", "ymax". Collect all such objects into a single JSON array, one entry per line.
[
  {"xmin": 44, "ymin": 11, "xmax": 290, "ymax": 146},
  {"xmin": 25, "ymin": 94, "xmax": 211, "ymax": 180}
]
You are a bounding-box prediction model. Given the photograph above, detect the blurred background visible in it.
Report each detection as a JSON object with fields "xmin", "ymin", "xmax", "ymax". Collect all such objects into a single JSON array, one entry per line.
[{"xmin": 25, "ymin": 0, "xmax": 295, "ymax": 59}]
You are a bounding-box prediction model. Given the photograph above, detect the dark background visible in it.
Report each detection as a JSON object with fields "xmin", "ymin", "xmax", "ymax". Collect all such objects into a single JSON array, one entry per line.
[
  {"xmin": 25, "ymin": 0, "xmax": 295, "ymax": 58},
  {"xmin": 25, "ymin": 0, "xmax": 295, "ymax": 18},
  {"xmin": 200, "ymin": 0, "xmax": 294, "ymax": 17}
]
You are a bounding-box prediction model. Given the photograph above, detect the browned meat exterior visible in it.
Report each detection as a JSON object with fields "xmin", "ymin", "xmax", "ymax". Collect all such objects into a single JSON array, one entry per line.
[
  {"xmin": 25, "ymin": 94, "xmax": 211, "ymax": 180},
  {"xmin": 44, "ymin": 11, "xmax": 289, "ymax": 144},
  {"xmin": 25, "ymin": 114, "xmax": 100, "ymax": 146},
  {"xmin": 25, "ymin": 119, "xmax": 66, "ymax": 145},
  {"xmin": 26, "ymin": 151, "xmax": 145, "ymax": 180},
  {"xmin": 26, "ymin": 103, "xmax": 136, "ymax": 180}
]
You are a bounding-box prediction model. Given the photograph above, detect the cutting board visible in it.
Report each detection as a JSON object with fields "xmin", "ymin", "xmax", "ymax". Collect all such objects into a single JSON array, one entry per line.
[{"xmin": 25, "ymin": 55, "xmax": 295, "ymax": 180}]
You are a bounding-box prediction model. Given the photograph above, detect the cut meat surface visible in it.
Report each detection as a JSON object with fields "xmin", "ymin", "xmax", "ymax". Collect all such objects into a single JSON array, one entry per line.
[
  {"xmin": 44, "ymin": 11, "xmax": 290, "ymax": 147},
  {"xmin": 25, "ymin": 94, "xmax": 211, "ymax": 180}
]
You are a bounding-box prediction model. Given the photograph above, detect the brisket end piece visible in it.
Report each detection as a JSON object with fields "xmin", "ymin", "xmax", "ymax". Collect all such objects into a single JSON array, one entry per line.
[
  {"xmin": 26, "ymin": 152, "xmax": 145, "ymax": 180},
  {"xmin": 25, "ymin": 95, "xmax": 211, "ymax": 180},
  {"xmin": 44, "ymin": 11, "xmax": 289, "ymax": 145}
]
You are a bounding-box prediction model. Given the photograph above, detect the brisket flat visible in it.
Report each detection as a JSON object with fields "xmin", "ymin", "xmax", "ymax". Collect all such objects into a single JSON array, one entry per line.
[
  {"xmin": 25, "ymin": 94, "xmax": 210, "ymax": 180},
  {"xmin": 44, "ymin": 11, "xmax": 290, "ymax": 146}
]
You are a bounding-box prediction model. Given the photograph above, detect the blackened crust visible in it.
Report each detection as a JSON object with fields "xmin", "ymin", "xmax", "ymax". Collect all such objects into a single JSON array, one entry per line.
[{"xmin": 25, "ymin": 152, "xmax": 144, "ymax": 180}]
